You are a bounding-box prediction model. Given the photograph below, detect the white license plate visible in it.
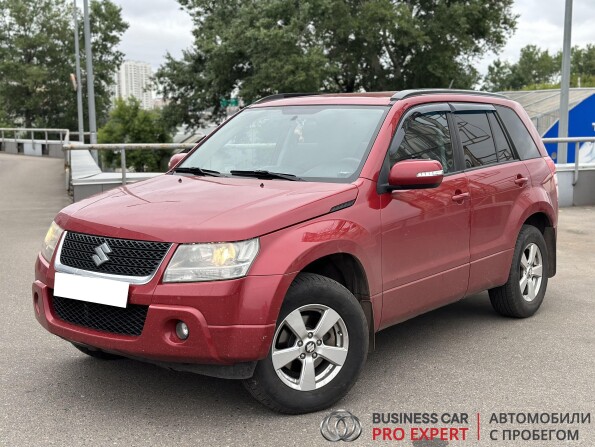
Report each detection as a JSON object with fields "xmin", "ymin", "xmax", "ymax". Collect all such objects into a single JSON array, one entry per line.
[{"xmin": 54, "ymin": 272, "xmax": 129, "ymax": 308}]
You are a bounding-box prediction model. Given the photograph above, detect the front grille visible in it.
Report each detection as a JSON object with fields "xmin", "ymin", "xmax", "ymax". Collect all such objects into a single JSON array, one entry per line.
[
  {"xmin": 60, "ymin": 231, "xmax": 171, "ymax": 277},
  {"xmin": 52, "ymin": 296, "xmax": 148, "ymax": 336}
]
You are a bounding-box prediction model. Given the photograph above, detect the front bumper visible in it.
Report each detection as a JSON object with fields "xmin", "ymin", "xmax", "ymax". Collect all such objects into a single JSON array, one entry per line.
[{"xmin": 33, "ymin": 255, "xmax": 295, "ymax": 368}]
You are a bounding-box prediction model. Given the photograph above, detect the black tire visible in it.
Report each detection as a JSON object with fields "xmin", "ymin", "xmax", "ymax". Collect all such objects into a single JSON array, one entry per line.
[
  {"xmin": 72, "ymin": 343, "xmax": 123, "ymax": 360},
  {"xmin": 243, "ymin": 273, "xmax": 368, "ymax": 414},
  {"xmin": 489, "ymin": 225, "xmax": 549, "ymax": 318}
]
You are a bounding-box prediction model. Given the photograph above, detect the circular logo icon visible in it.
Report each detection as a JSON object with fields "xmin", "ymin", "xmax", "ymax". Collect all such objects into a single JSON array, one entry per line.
[
  {"xmin": 305, "ymin": 341, "xmax": 316, "ymax": 353},
  {"xmin": 320, "ymin": 409, "xmax": 362, "ymax": 442}
]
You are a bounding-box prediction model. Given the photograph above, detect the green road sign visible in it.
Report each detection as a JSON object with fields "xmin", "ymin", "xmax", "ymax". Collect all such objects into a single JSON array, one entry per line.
[{"xmin": 219, "ymin": 98, "xmax": 239, "ymax": 107}]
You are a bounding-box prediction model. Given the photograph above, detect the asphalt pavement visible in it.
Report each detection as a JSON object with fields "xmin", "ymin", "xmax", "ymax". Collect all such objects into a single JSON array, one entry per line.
[{"xmin": 0, "ymin": 153, "xmax": 593, "ymax": 446}]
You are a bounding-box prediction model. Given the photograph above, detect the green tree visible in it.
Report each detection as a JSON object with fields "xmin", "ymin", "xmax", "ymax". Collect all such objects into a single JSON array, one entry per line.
[
  {"xmin": 483, "ymin": 59, "xmax": 514, "ymax": 91},
  {"xmin": 571, "ymin": 44, "xmax": 595, "ymax": 87},
  {"xmin": 0, "ymin": 0, "xmax": 127, "ymax": 129},
  {"xmin": 156, "ymin": 0, "xmax": 517, "ymax": 129},
  {"xmin": 98, "ymin": 97, "xmax": 173, "ymax": 172},
  {"xmin": 483, "ymin": 44, "xmax": 595, "ymax": 91},
  {"xmin": 483, "ymin": 45, "xmax": 559, "ymax": 91},
  {"xmin": 0, "ymin": 99, "xmax": 9, "ymax": 127}
]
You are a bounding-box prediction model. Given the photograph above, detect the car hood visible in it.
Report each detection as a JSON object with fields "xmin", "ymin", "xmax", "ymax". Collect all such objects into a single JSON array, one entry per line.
[{"xmin": 56, "ymin": 174, "xmax": 359, "ymax": 243}]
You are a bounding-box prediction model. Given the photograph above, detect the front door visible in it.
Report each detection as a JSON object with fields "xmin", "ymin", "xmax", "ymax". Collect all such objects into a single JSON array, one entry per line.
[{"xmin": 379, "ymin": 104, "xmax": 471, "ymax": 329}]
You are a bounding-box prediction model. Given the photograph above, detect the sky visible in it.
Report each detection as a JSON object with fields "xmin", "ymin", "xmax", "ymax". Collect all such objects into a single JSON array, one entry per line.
[{"xmin": 111, "ymin": 0, "xmax": 595, "ymax": 76}]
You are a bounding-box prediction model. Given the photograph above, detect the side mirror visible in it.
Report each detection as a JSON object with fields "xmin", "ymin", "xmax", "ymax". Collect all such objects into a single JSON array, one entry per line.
[
  {"xmin": 168, "ymin": 153, "xmax": 186, "ymax": 170},
  {"xmin": 388, "ymin": 159, "xmax": 444, "ymax": 190}
]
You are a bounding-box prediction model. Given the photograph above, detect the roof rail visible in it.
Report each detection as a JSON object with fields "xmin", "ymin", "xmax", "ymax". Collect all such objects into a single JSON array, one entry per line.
[
  {"xmin": 251, "ymin": 92, "xmax": 320, "ymax": 105},
  {"xmin": 391, "ymin": 89, "xmax": 506, "ymax": 101}
]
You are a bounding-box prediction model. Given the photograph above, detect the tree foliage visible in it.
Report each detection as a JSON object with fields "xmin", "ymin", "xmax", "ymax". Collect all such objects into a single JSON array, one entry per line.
[
  {"xmin": 570, "ymin": 45, "xmax": 595, "ymax": 87},
  {"xmin": 0, "ymin": 101, "xmax": 9, "ymax": 127},
  {"xmin": 98, "ymin": 98, "xmax": 173, "ymax": 172},
  {"xmin": 0, "ymin": 0, "xmax": 127, "ymax": 129},
  {"xmin": 483, "ymin": 44, "xmax": 595, "ymax": 91},
  {"xmin": 156, "ymin": 0, "xmax": 517, "ymax": 129}
]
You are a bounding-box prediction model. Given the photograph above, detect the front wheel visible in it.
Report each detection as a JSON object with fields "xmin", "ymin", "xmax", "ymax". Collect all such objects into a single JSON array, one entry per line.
[
  {"xmin": 489, "ymin": 225, "xmax": 549, "ymax": 318},
  {"xmin": 243, "ymin": 273, "xmax": 368, "ymax": 414}
]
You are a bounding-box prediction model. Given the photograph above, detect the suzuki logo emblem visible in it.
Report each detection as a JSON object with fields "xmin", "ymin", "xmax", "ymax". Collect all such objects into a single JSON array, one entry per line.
[{"xmin": 92, "ymin": 242, "xmax": 112, "ymax": 266}]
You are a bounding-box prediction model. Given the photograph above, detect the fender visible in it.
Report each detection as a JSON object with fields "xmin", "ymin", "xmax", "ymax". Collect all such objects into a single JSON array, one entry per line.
[
  {"xmin": 516, "ymin": 198, "xmax": 557, "ymax": 233},
  {"xmin": 496, "ymin": 190, "xmax": 556, "ymax": 258},
  {"xmin": 249, "ymin": 207, "xmax": 383, "ymax": 334},
  {"xmin": 250, "ymin": 216, "xmax": 381, "ymax": 295},
  {"xmin": 517, "ymin": 195, "xmax": 557, "ymax": 278}
]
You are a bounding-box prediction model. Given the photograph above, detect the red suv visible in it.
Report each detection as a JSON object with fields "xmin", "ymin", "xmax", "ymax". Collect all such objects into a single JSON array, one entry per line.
[{"xmin": 33, "ymin": 90, "xmax": 558, "ymax": 414}]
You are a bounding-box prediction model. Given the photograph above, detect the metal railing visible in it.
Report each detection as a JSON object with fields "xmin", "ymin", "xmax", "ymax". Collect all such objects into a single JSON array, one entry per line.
[
  {"xmin": 62, "ymin": 143, "xmax": 196, "ymax": 186},
  {"xmin": 69, "ymin": 131, "xmax": 92, "ymax": 143},
  {"xmin": 542, "ymin": 137, "xmax": 595, "ymax": 186},
  {"xmin": 0, "ymin": 127, "xmax": 70, "ymax": 146},
  {"xmin": 9, "ymin": 132, "xmax": 592, "ymax": 193}
]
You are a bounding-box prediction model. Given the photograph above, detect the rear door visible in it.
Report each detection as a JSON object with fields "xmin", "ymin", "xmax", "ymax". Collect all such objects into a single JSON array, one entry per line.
[
  {"xmin": 379, "ymin": 103, "xmax": 471, "ymax": 328},
  {"xmin": 450, "ymin": 103, "xmax": 531, "ymax": 295}
]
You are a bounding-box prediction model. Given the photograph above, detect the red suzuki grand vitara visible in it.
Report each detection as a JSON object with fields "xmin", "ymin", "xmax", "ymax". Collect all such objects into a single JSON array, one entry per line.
[{"xmin": 33, "ymin": 90, "xmax": 558, "ymax": 414}]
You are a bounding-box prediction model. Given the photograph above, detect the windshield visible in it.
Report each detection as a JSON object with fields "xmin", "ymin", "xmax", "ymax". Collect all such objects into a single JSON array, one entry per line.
[{"xmin": 179, "ymin": 105, "xmax": 388, "ymax": 182}]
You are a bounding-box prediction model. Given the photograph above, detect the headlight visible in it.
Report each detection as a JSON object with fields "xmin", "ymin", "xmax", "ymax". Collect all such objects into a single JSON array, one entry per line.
[
  {"xmin": 163, "ymin": 239, "xmax": 259, "ymax": 282},
  {"xmin": 41, "ymin": 221, "xmax": 64, "ymax": 263}
]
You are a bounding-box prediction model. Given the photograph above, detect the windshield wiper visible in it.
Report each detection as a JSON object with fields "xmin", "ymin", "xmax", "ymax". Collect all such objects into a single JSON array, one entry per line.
[
  {"xmin": 173, "ymin": 166, "xmax": 223, "ymax": 177},
  {"xmin": 229, "ymin": 170, "xmax": 303, "ymax": 181}
]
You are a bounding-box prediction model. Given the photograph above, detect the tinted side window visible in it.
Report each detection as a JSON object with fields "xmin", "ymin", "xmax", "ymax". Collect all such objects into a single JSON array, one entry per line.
[
  {"xmin": 495, "ymin": 105, "xmax": 541, "ymax": 160},
  {"xmin": 488, "ymin": 112, "xmax": 516, "ymax": 162},
  {"xmin": 390, "ymin": 111, "xmax": 455, "ymax": 174},
  {"xmin": 455, "ymin": 112, "xmax": 498, "ymax": 168}
]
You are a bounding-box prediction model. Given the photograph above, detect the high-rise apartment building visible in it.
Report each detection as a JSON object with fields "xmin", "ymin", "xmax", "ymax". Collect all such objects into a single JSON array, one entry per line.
[{"xmin": 111, "ymin": 61, "xmax": 153, "ymax": 109}]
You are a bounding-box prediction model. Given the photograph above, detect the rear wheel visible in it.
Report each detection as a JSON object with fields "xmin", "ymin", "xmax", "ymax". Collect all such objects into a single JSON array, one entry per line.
[
  {"xmin": 243, "ymin": 273, "xmax": 368, "ymax": 414},
  {"xmin": 72, "ymin": 343, "xmax": 122, "ymax": 360},
  {"xmin": 489, "ymin": 225, "xmax": 549, "ymax": 318}
]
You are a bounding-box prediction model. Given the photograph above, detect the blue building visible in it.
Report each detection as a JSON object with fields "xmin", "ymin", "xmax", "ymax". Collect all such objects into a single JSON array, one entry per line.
[{"xmin": 502, "ymin": 88, "xmax": 595, "ymax": 163}]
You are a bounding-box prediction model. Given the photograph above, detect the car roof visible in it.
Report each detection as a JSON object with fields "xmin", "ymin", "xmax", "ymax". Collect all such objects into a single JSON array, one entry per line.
[
  {"xmin": 249, "ymin": 89, "xmax": 511, "ymax": 108},
  {"xmin": 249, "ymin": 92, "xmax": 396, "ymax": 107}
]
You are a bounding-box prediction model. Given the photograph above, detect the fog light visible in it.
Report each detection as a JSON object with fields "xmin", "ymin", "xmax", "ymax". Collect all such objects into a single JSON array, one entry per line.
[{"xmin": 176, "ymin": 321, "xmax": 189, "ymax": 340}]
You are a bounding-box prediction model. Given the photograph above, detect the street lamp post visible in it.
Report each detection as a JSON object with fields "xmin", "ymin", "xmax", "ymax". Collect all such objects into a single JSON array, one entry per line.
[
  {"xmin": 83, "ymin": 0, "xmax": 98, "ymax": 159},
  {"xmin": 557, "ymin": 0, "xmax": 573, "ymax": 164},
  {"xmin": 73, "ymin": 0, "xmax": 84, "ymax": 143}
]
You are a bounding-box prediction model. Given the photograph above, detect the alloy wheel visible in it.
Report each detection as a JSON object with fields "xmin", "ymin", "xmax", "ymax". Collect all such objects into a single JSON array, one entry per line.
[
  {"xmin": 519, "ymin": 242, "xmax": 543, "ymax": 302},
  {"xmin": 271, "ymin": 304, "xmax": 349, "ymax": 391}
]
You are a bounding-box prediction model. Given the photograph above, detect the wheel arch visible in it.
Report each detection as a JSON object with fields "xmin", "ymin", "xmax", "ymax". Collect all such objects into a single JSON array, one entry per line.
[
  {"xmin": 250, "ymin": 218, "xmax": 382, "ymax": 349},
  {"xmin": 300, "ymin": 253, "xmax": 376, "ymax": 351},
  {"xmin": 520, "ymin": 210, "xmax": 556, "ymax": 277},
  {"xmin": 523, "ymin": 211, "xmax": 552, "ymax": 233},
  {"xmin": 302, "ymin": 253, "xmax": 370, "ymax": 301}
]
